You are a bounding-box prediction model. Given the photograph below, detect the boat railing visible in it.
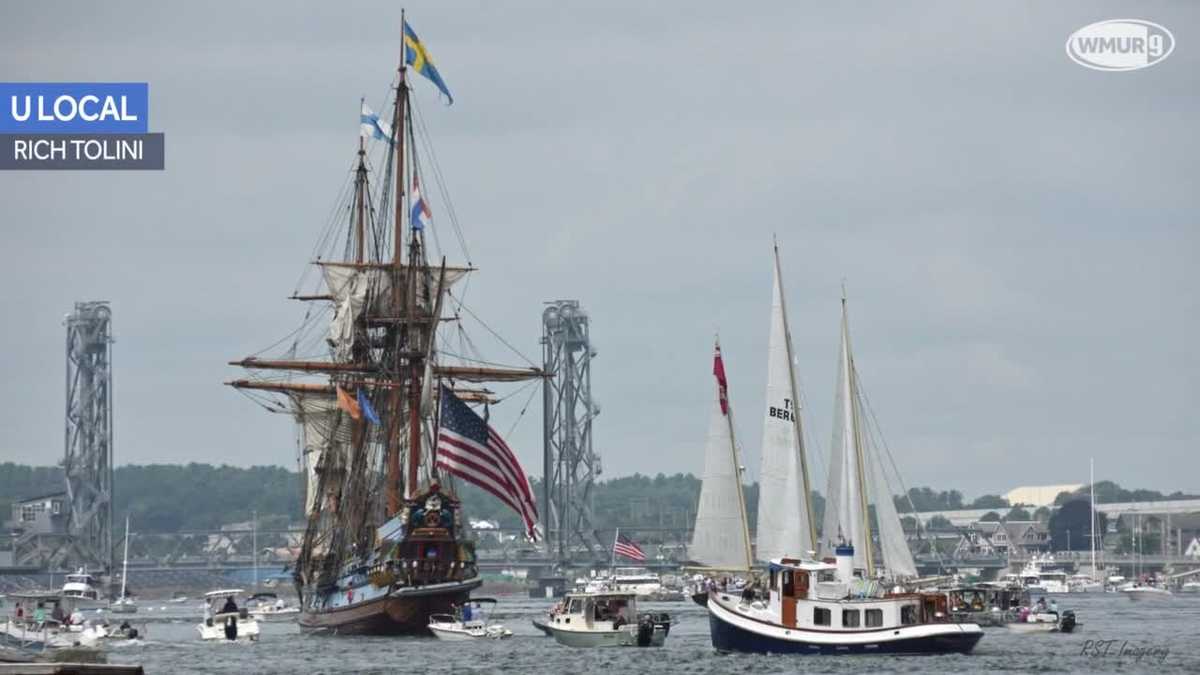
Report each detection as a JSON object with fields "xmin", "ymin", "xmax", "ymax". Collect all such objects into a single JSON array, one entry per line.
[{"xmin": 370, "ymin": 558, "xmax": 478, "ymax": 587}]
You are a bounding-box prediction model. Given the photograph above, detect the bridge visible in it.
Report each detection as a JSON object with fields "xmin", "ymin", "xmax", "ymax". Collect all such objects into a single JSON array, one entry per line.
[{"xmin": 913, "ymin": 498, "xmax": 1200, "ymax": 526}]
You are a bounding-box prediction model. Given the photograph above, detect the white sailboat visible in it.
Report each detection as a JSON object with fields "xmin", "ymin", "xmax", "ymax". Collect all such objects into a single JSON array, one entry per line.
[
  {"xmin": 688, "ymin": 341, "xmax": 754, "ymax": 574},
  {"xmin": 820, "ymin": 293, "xmax": 916, "ymax": 580},
  {"xmin": 110, "ymin": 515, "xmax": 137, "ymax": 614},
  {"xmin": 755, "ymin": 243, "xmax": 818, "ymax": 562}
]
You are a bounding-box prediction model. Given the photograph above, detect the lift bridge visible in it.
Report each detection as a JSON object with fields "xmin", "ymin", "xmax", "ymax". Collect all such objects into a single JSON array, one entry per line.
[
  {"xmin": 61, "ymin": 301, "xmax": 115, "ymax": 572},
  {"xmin": 541, "ymin": 300, "xmax": 605, "ymax": 563}
]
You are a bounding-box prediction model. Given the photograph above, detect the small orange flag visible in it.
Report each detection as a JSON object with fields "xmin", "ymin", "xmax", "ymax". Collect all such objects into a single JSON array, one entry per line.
[{"xmin": 336, "ymin": 386, "xmax": 362, "ymax": 420}]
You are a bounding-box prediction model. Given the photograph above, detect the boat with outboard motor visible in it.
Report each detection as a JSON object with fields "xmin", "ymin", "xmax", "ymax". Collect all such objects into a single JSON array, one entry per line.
[
  {"xmin": 0, "ymin": 592, "xmax": 107, "ymax": 649},
  {"xmin": 428, "ymin": 598, "xmax": 512, "ymax": 640},
  {"xmin": 546, "ymin": 591, "xmax": 670, "ymax": 648},
  {"xmin": 1007, "ymin": 607, "xmax": 1078, "ymax": 633},
  {"xmin": 197, "ymin": 589, "xmax": 260, "ymax": 641},
  {"xmin": 247, "ymin": 592, "xmax": 300, "ymax": 623},
  {"xmin": 707, "ymin": 548, "xmax": 983, "ymax": 655}
]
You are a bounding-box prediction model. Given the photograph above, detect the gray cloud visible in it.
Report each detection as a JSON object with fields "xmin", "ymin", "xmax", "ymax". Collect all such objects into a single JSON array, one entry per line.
[{"xmin": 0, "ymin": 1, "xmax": 1196, "ymax": 498}]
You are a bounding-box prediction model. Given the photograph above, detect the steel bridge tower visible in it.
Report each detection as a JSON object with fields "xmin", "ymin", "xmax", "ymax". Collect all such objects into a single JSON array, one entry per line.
[
  {"xmin": 541, "ymin": 300, "xmax": 604, "ymax": 563},
  {"xmin": 63, "ymin": 301, "xmax": 114, "ymax": 572}
]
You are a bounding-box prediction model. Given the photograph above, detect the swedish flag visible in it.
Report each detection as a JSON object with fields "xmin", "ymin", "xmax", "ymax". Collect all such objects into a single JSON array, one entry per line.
[{"xmin": 404, "ymin": 20, "xmax": 453, "ymax": 105}]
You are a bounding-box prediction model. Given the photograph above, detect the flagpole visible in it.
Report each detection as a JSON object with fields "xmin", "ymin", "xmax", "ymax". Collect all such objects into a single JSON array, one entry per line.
[{"xmin": 611, "ymin": 528, "xmax": 618, "ymax": 572}]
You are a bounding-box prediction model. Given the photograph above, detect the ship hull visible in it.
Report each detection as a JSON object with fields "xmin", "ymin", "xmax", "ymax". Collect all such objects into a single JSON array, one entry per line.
[
  {"xmin": 299, "ymin": 578, "xmax": 482, "ymax": 636},
  {"xmin": 707, "ymin": 594, "xmax": 983, "ymax": 656}
]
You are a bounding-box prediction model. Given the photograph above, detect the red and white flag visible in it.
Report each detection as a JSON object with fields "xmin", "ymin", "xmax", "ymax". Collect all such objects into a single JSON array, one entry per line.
[
  {"xmin": 713, "ymin": 341, "xmax": 729, "ymax": 415},
  {"xmin": 613, "ymin": 531, "xmax": 647, "ymax": 562}
]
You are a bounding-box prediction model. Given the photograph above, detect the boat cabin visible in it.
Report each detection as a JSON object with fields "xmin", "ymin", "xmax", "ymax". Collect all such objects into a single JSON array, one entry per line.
[
  {"xmin": 61, "ymin": 569, "xmax": 99, "ymax": 602},
  {"xmin": 761, "ymin": 554, "xmax": 948, "ymax": 632},
  {"xmin": 553, "ymin": 592, "xmax": 639, "ymax": 630},
  {"xmin": 204, "ymin": 589, "xmax": 248, "ymax": 618}
]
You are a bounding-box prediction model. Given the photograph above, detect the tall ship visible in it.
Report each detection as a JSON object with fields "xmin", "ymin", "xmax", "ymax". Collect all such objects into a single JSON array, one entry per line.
[{"xmin": 229, "ymin": 16, "xmax": 542, "ymax": 635}]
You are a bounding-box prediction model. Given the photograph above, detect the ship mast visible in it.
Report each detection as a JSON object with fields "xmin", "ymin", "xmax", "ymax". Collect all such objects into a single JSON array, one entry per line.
[{"xmin": 386, "ymin": 10, "xmax": 410, "ymax": 515}]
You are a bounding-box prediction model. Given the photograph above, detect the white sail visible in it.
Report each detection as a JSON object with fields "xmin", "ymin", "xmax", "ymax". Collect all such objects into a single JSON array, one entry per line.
[
  {"xmin": 868, "ymin": 441, "xmax": 917, "ymax": 577},
  {"xmin": 291, "ymin": 395, "xmax": 352, "ymax": 515},
  {"xmin": 821, "ymin": 303, "xmax": 867, "ymax": 569},
  {"xmin": 755, "ymin": 258, "xmax": 816, "ymax": 562},
  {"xmin": 821, "ymin": 298, "xmax": 916, "ymax": 578},
  {"xmin": 690, "ymin": 389, "xmax": 752, "ymax": 571}
]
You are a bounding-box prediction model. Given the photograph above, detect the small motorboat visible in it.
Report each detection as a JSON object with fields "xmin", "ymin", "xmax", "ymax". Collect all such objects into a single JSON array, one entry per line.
[
  {"xmin": 1121, "ymin": 583, "xmax": 1172, "ymax": 600},
  {"xmin": 1179, "ymin": 581, "xmax": 1200, "ymax": 593},
  {"xmin": 246, "ymin": 592, "xmax": 300, "ymax": 623},
  {"xmin": 546, "ymin": 591, "xmax": 670, "ymax": 648},
  {"xmin": 197, "ymin": 589, "xmax": 260, "ymax": 641},
  {"xmin": 428, "ymin": 598, "xmax": 511, "ymax": 641},
  {"xmin": 1007, "ymin": 610, "xmax": 1078, "ymax": 633}
]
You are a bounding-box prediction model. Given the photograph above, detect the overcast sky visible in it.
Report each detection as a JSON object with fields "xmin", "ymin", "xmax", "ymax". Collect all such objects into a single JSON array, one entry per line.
[{"xmin": 1, "ymin": 1, "xmax": 1196, "ymax": 499}]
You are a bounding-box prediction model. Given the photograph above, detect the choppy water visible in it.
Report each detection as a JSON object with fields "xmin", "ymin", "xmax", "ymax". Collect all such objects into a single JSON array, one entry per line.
[{"xmin": 95, "ymin": 593, "xmax": 1200, "ymax": 674}]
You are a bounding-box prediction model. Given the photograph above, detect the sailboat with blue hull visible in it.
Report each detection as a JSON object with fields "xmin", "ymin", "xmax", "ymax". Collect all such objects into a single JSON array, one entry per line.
[{"xmin": 706, "ymin": 251, "xmax": 983, "ymax": 655}]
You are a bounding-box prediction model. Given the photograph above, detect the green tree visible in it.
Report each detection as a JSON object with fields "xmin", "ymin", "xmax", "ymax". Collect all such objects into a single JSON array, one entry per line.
[
  {"xmin": 1049, "ymin": 499, "xmax": 1106, "ymax": 551},
  {"xmin": 970, "ymin": 494, "xmax": 1009, "ymax": 509},
  {"xmin": 980, "ymin": 511, "xmax": 1001, "ymax": 522}
]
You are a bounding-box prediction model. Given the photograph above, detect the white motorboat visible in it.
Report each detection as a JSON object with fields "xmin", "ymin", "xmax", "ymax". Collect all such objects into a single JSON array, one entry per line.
[
  {"xmin": 546, "ymin": 591, "xmax": 670, "ymax": 648},
  {"xmin": 246, "ymin": 592, "xmax": 299, "ymax": 622},
  {"xmin": 1067, "ymin": 574, "xmax": 1103, "ymax": 593},
  {"xmin": 1018, "ymin": 557, "xmax": 1070, "ymax": 594},
  {"xmin": 1179, "ymin": 581, "xmax": 1200, "ymax": 593},
  {"xmin": 1007, "ymin": 610, "xmax": 1078, "ymax": 633},
  {"xmin": 0, "ymin": 592, "xmax": 107, "ymax": 649},
  {"xmin": 428, "ymin": 598, "xmax": 512, "ymax": 640},
  {"xmin": 60, "ymin": 569, "xmax": 106, "ymax": 611},
  {"xmin": 608, "ymin": 568, "xmax": 664, "ymax": 597},
  {"xmin": 197, "ymin": 589, "xmax": 260, "ymax": 641},
  {"xmin": 1120, "ymin": 583, "xmax": 1172, "ymax": 600}
]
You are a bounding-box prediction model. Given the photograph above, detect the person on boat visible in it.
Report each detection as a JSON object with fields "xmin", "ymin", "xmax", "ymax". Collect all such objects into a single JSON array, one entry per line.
[
  {"xmin": 33, "ymin": 604, "xmax": 45, "ymax": 626},
  {"xmin": 1049, "ymin": 599, "xmax": 1058, "ymax": 615},
  {"xmin": 14, "ymin": 601, "xmax": 22, "ymax": 620},
  {"xmin": 461, "ymin": 602, "xmax": 472, "ymax": 622},
  {"xmin": 1035, "ymin": 597, "xmax": 1047, "ymax": 613},
  {"xmin": 221, "ymin": 595, "xmax": 239, "ymax": 615}
]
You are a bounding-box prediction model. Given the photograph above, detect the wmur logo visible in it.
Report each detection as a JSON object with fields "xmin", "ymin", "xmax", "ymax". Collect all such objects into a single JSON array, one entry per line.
[{"xmin": 1066, "ymin": 19, "xmax": 1175, "ymax": 72}]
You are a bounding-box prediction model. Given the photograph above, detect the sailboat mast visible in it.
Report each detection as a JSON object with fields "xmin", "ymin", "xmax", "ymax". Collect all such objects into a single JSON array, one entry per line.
[
  {"xmin": 120, "ymin": 515, "xmax": 129, "ymax": 599},
  {"xmin": 717, "ymin": 338, "xmax": 754, "ymax": 570},
  {"xmin": 386, "ymin": 12, "xmax": 409, "ymax": 515},
  {"xmin": 843, "ymin": 295, "xmax": 875, "ymax": 576},
  {"xmin": 1090, "ymin": 458, "xmax": 1097, "ymax": 581},
  {"xmin": 773, "ymin": 242, "xmax": 817, "ymax": 554}
]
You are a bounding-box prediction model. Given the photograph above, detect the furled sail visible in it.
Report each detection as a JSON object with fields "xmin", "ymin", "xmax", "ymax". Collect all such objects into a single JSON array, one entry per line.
[
  {"xmin": 291, "ymin": 394, "xmax": 352, "ymax": 515},
  {"xmin": 689, "ymin": 343, "xmax": 752, "ymax": 571},
  {"xmin": 755, "ymin": 255, "xmax": 816, "ymax": 562},
  {"xmin": 319, "ymin": 262, "xmax": 470, "ymax": 361}
]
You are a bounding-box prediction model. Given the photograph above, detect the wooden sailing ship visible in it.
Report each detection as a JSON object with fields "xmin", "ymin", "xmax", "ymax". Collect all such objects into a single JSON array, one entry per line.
[{"xmin": 227, "ymin": 17, "xmax": 542, "ymax": 635}]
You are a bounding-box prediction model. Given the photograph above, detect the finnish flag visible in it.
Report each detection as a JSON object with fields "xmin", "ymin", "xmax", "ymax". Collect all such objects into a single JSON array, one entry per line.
[{"xmin": 360, "ymin": 101, "xmax": 393, "ymax": 143}]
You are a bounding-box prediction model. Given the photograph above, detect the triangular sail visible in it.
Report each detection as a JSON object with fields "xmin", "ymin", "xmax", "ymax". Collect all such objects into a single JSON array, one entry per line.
[
  {"xmin": 755, "ymin": 254, "xmax": 816, "ymax": 561},
  {"xmin": 689, "ymin": 356, "xmax": 753, "ymax": 570},
  {"xmin": 821, "ymin": 297, "xmax": 915, "ymax": 578}
]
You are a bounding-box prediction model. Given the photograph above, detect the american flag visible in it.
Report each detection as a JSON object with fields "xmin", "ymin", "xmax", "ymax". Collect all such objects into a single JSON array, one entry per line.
[
  {"xmin": 435, "ymin": 385, "xmax": 540, "ymax": 540},
  {"xmin": 613, "ymin": 531, "xmax": 647, "ymax": 562}
]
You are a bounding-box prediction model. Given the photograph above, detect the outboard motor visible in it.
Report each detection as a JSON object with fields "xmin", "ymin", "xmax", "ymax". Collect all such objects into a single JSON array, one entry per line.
[
  {"xmin": 1059, "ymin": 610, "xmax": 1077, "ymax": 633},
  {"xmin": 224, "ymin": 616, "xmax": 238, "ymax": 641},
  {"xmin": 636, "ymin": 615, "xmax": 654, "ymax": 647}
]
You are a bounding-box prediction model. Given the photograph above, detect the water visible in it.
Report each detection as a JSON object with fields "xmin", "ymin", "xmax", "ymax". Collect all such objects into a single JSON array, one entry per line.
[{"xmin": 99, "ymin": 593, "xmax": 1200, "ymax": 674}]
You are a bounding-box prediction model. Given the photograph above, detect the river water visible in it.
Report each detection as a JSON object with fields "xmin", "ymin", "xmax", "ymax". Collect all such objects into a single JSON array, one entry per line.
[{"xmin": 99, "ymin": 592, "xmax": 1199, "ymax": 674}]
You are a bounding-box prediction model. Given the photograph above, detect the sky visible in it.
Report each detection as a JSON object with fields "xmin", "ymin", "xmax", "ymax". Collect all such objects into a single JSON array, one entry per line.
[{"xmin": 0, "ymin": 1, "xmax": 1196, "ymax": 499}]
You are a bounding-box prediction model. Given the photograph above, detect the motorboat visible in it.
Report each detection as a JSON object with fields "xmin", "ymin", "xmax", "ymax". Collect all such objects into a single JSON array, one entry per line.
[
  {"xmin": 1007, "ymin": 609, "xmax": 1078, "ymax": 634},
  {"xmin": 197, "ymin": 589, "xmax": 260, "ymax": 641},
  {"xmin": 246, "ymin": 592, "xmax": 299, "ymax": 622},
  {"xmin": 60, "ymin": 569, "xmax": 106, "ymax": 611},
  {"xmin": 428, "ymin": 598, "xmax": 512, "ymax": 641},
  {"xmin": 1018, "ymin": 557, "xmax": 1069, "ymax": 594},
  {"xmin": 1179, "ymin": 581, "xmax": 1200, "ymax": 593},
  {"xmin": 0, "ymin": 592, "xmax": 107, "ymax": 649},
  {"xmin": 1067, "ymin": 574, "xmax": 1103, "ymax": 593},
  {"xmin": 1120, "ymin": 583, "xmax": 1172, "ymax": 600},
  {"xmin": 168, "ymin": 592, "xmax": 190, "ymax": 604},
  {"xmin": 707, "ymin": 549, "xmax": 984, "ymax": 655},
  {"xmin": 546, "ymin": 591, "xmax": 670, "ymax": 647}
]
